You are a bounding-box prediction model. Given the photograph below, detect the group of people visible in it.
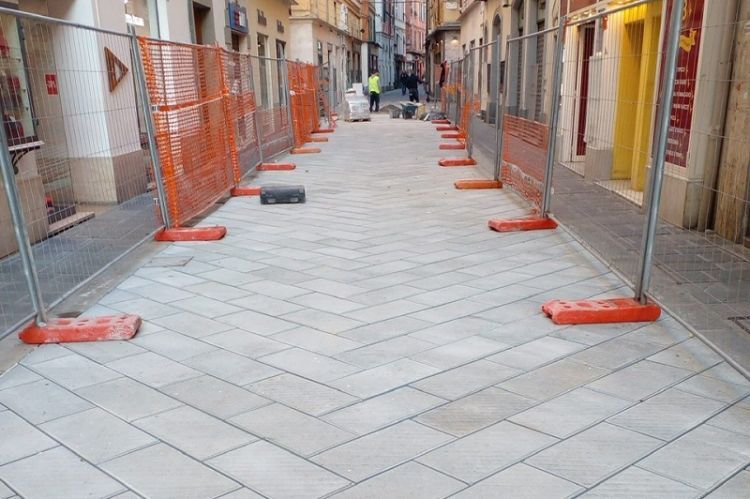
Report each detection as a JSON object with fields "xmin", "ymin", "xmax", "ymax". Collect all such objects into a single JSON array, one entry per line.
[{"xmin": 366, "ymin": 70, "xmax": 425, "ymax": 113}]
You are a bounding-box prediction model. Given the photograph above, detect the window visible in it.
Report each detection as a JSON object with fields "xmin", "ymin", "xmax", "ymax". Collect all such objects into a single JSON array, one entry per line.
[{"xmin": 123, "ymin": 0, "xmax": 159, "ymax": 38}]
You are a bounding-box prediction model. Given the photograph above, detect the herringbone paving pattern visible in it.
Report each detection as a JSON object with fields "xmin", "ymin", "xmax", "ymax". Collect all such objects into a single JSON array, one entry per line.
[{"xmin": 0, "ymin": 112, "xmax": 748, "ymax": 498}]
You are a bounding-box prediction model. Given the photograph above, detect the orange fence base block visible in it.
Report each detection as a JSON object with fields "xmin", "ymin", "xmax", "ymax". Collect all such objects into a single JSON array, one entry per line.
[
  {"xmin": 439, "ymin": 158, "xmax": 477, "ymax": 167},
  {"xmin": 230, "ymin": 186, "xmax": 261, "ymax": 196},
  {"xmin": 441, "ymin": 132, "xmax": 465, "ymax": 139},
  {"xmin": 432, "ymin": 119, "xmax": 451, "ymax": 124},
  {"xmin": 291, "ymin": 147, "xmax": 321, "ymax": 155},
  {"xmin": 258, "ymin": 163, "xmax": 297, "ymax": 171},
  {"xmin": 313, "ymin": 128, "xmax": 335, "ymax": 134},
  {"xmin": 19, "ymin": 315, "xmax": 141, "ymax": 344},
  {"xmin": 488, "ymin": 217, "xmax": 558, "ymax": 232},
  {"xmin": 455, "ymin": 179, "xmax": 503, "ymax": 189},
  {"xmin": 310, "ymin": 137, "xmax": 329, "ymax": 143},
  {"xmin": 155, "ymin": 227, "xmax": 227, "ymax": 242},
  {"xmin": 439, "ymin": 142, "xmax": 466, "ymax": 150},
  {"xmin": 436, "ymin": 125, "xmax": 459, "ymax": 131},
  {"xmin": 542, "ymin": 298, "xmax": 662, "ymax": 325}
]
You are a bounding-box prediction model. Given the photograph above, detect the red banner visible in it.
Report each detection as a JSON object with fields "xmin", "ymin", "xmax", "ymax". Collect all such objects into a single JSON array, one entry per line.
[{"xmin": 660, "ymin": 0, "xmax": 704, "ymax": 167}]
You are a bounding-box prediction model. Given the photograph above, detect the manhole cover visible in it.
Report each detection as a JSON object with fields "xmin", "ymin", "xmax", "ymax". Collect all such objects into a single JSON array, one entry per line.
[{"xmin": 728, "ymin": 316, "xmax": 750, "ymax": 333}]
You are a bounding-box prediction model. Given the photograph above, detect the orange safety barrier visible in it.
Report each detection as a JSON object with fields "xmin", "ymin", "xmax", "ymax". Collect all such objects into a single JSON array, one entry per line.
[
  {"xmin": 288, "ymin": 61, "xmax": 323, "ymax": 153},
  {"xmin": 139, "ymin": 38, "xmax": 236, "ymax": 229}
]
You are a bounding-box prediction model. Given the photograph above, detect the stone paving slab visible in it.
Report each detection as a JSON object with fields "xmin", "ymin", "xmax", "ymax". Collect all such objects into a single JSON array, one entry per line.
[{"xmin": 0, "ymin": 110, "xmax": 748, "ymax": 498}]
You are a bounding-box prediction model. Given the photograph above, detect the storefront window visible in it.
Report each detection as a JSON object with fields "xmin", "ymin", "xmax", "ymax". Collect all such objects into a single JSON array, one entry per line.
[
  {"xmin": 124, "ymin": 0, "xmax": 159, "ymax": 38},
  {"xmin": 0, "ymin": 14, "xmax": 36, "ymax": 147}
]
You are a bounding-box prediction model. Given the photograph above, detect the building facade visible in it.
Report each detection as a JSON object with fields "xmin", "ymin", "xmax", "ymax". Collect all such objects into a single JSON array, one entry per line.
[
  {"xmin": 374, "ymin": 1, "xmax": 395, "ymax": 89},
  {"xmin": 394, "ymin": 0, "xmax": 406, "ymax": 82},
  {"xmin": 405, "ymin": 0, "xmax": 426, "ymax": 76},
  {"xmin": 425, "ymin": 0, "xmax": 461, "ymax": 95}
]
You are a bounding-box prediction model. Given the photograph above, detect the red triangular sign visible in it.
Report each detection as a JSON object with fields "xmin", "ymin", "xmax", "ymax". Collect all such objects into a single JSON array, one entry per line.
[{"xmin": 105, "ymin": 47, "xmax": 129, "ymax": 92}]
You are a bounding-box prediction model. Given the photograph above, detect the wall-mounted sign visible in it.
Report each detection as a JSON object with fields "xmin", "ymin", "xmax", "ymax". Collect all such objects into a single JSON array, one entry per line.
[
  {"xmin": 228, "ymin": 3, "xmax": 248, "ymax": 34},
  {"xmin": 104, "ymin": 48, "xmax": 129, "ymax": 92},
  {"xmin": 45, "ymin": 74, "xmax": 57, "ymax": 95}
]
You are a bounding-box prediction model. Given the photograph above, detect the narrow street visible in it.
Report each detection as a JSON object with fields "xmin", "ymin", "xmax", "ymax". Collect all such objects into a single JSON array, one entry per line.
[{"xmin": 0, "ymin": 113, "xmax": 748, "ymax": 498}]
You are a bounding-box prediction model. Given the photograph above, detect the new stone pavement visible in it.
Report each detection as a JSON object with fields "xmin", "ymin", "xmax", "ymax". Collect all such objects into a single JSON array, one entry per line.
[{"xmin": 0, "ymin": 110, "xmax": 749, "ymax": 498}]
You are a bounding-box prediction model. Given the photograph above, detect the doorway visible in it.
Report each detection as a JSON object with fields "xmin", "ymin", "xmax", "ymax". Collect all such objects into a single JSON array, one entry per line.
[
  {"xmin": 573, "ymin": 23, "xmax": 595, "ymax": 161},
  {"xmin": 191, "ymin": 1, "xmax": 212, "ymax": 45}
]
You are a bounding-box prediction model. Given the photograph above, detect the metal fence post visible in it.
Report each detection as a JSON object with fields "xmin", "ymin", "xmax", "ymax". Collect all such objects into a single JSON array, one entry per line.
[
  {"xmin": 249, "ymin": 57, "xmax": 265, "ymax": 165},
  {"xmin": 634, "ymin": 0, "xmax": 684, "ymax": 303},
  {"xmin": 540, "ymin": 18, "xmax": 567, "ymax": 217},
  {"xmin": 0, "ymin": 119, "xmax": 48, "ymax": 326},
  {"xmin": 493, "ymin": 36, "xmax": 509, "ymax": 182},
  {"xmin": 466, "ymin": 51, "xmax": 474, "ymax": 159},
  {"xmin": 281, "ymin": 60, "xmax": 296, "ymax": 146},
  {"xmin": 130, "ymin": 32, "xmax": 172, "ymax": 229}
]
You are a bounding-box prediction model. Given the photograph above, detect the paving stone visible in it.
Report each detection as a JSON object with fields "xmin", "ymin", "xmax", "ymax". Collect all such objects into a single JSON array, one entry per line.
[
  {"xmin": 647, "ymin": 338, "xmax": 724, "ymax": 372},
  {"xmin": 107, "ymin": 352, "xmax": 201, "ymax": 388},
  {"xmin": 183, "ymin": 349, "xmax": 281, "ymax": 386},
  {"xmin": 1, "ymin": 447, "xmax": 125, "ymax": 498},
  {"xmin": 348, "ymin": 284, "xmax": 424, "ymax": 306},
  {"xmin": 260, "ymin": 348, "xmax": 360, "ymax": 382},
  {"xmin": 344, "ymin": 300, "xmax": 429, "ymax": 323},
  {"xmin": 290, "ymin": 292, "xmax": 364, "ymax": 314},
  {"xmin": 569, "ymin": 334, "xmax": 666, "ymax": 370},
  {"xmin": 708, "ymin": 404, "xmax": 750, "ymax": 437},
  {"xmin": 228, "ymin": 294, "xmax": 304, "ymax": 316},
  {"xmin": 416, "ymin": 387, "xmax": 535, "ymax": 437},
  {"xmin": 209, "ymin": 441, "xmax": 350, "ymax": 499},
  {"xmin": 272, "ymin": 327, "xmax": 362, "ymax": 356},
  {"xmin": 674, "ymin": 373, "xmax": 750, "ymax": 404},
  {"xmin": 185, "ymin": 281, "xmax": 251, "ymax": 301},
  {"xmin": 0, "ymin": 366, "xmax": 41, "ymax": 391},
  {"xmin": 218, "ymin": 488, "xmax": 265, "ymax": 499},
  {"xmin": 527, "ymin": 423, "xmax": 662, "ymax": 487},
  {"xmin": 499, "ymin": 359, "xmax": 609, "ymax": 401},
  {"xmin": 452, "ymin": 463, "xmax": 581, "ymax": 498},
  {"xmin": 134, "ymin": 330, "xmax": 217, "ymax": 362},
  {"xmin": 217, "ymin": 310, "xmax": 298, "ymax": 336},
  {"xmin": 323, "ymin": 387, "xmax": 445, "ymax": 435},
  {"xmin": 75, "ymin": 377, "xmax": 182, "ymax": 422},
  {"xmin": 410, "ymin": 336, "xmax": 508, "ymax": 369},
  {"xmin": 510, "ymin": 388, "xmax": 631, "ymax": 439},
  {"xmin": 240, "ymin": 280, "xmax": 310, "ymax": 299},
  {"xmin": 64, "ymin": 340, "xmax": 146, "ymax": 365},
  {"xmin": 129, "ymin": 282, "xmax": 196, "ymax": 303},
  {"xmin": 487, "ymin": 336, "xmax": 584, "ymax": 371},
  {"xmin": 608, "ymin": 388, "xmax": 726, "ymax": 440},
  {"xmin": 151, "ymin": 312, "xmax": 233, "ymax": 338},
  {"xmin": 639, "ymin": 425, "xmax": 750, "ymax": 490},
  {"xmin": 297, "ymin": 278, "xmax": 369, "ymax": 299},
  {"xmin": 412, "ymin": 359, "xmax": 521, "ymax": 400},
  {"xmin": 230, "ymin": 404, "xmax": 355, "ymax": 456},
  {"xmin": 203, "ymin": 329, "xmax": 291, "ymax": 358},
  {"xmin": 408, "ymin": 316, "xmax": 499, "ymax": 345},
  {"xmin": 340, "ymin": 316, "xmax": 432, "ymax": 344},
  {"xmin": 41, "ymin": 407, "xmax": 155, "ymax": 464},
  {"xmin": 110, "ymin": 298, "xmax": 180, "ymax": 320},
  {"xmin": 418, "ymin": 421, "xmax": 557, "ymax": 483},
  {"xmin": 135, "ymin": 406, "xmax": 255, "ymax": 460},
  {"xmin": 162, "ymin": 375, "xmax": 269, "ymax": 419},
  {"xmin": 552, "ymin": 322, "xmax": 639, "ymax": 346},
  {"xmin": 586, "ymin": 360, "xmax": 693, "ymax": 402},
  {"xmin": 0, "ymin": 379, "xmax": 92, "ymax": 424},
  {"xmin": 0, "ymin": 411, "xmax": 56, "ymax": 466},
  {"xmin": 330, "ymin": 461, "xmax": 465, "ymax": 499},
  {"xmin": 336, "ymin": 336, "xmax": 434, "ymax": 368},
  {"xmin": 312, "ymin": 420, "xmax": 454, "ymax": 482},
  {"xmin": 249, "ymin": 373, "xmax": 358, "ymax": 416},
  {"xmin": 31, "ymin": 354, "xmax": 121, "ymax": 390},
  {"xmin": 18, "ymin": 344, "xmax": 73, "ymax": 366},
  {"xmin": 581, "ymin": 467, "xmax": 699, "ymax": 498},
  {"xmin": 147, "ymin": 270, "xmax": 207, "ymax": 288},
  {"xmin": 705, "ymin": 470, "xmax": 750, "ymax": 498},
  {"xmin": 103, "ymin": 443, "xmax": 238, "ymax": 499},
  {"xmin": 409, "ymin": 299, "xmax": 493, "ymax": 324},
  {"xmin": 0, "ymin": 480, "xmax": 12, "ymax": 499},
  {"xmin": 331, "ymin": 359, "xmax": 439, "ymax": 398},
  {"xmin": 198, "ymin": 268, "xmax": 263, "ymax": 287},
  {"xmin": 282, "ymin": 308, "xmax": 364, "ymax": 334}
]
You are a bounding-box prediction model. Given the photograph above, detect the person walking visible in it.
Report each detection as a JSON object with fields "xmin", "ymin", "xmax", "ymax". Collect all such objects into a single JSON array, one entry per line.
[
  {"xmin": 406, "ymin": 72, "xmax": 421, "ymax": 103},
  {"xmin": 400, "ymin": 71, "xmax": 408, "ymax": 96},
  {"xmin": 368, "ymin": 71, "xmax": 381, "ymax": 113}
]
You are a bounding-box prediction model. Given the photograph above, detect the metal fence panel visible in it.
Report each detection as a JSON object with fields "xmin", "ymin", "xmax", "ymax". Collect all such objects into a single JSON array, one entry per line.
[
  {"xmin": 1, "ymin": 14, "xmax": 160, "ymax": 337},
  {"xmin": 254, "ymin": 56, "xmax": 293, "ymax": 159}
]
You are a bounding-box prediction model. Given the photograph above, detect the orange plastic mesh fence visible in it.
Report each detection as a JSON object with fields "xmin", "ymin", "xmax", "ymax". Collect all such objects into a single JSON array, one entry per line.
[
  {"xmin": 253, "ymin": 56, "xmax": 294, "ymax": 159},
  {"xmin": 288, "ymin": 61, "xmax": 320, "ymax": 147},
  {"xmin": 138, "ymin": 38, "xmax": 235, "ymax": 227}
]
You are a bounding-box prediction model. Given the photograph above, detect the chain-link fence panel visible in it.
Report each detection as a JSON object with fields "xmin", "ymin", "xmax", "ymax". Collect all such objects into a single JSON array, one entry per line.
[
  {"xmin": 1, "ymin": 12, "xmax": 160, "ymax": 337},
  {"xmin": 224, "ymin": 51, "xmax": 262, "ymax": 178},
  {"xmin": 254, "ymin": 55, "xmax": 293, "ymax": 159}
]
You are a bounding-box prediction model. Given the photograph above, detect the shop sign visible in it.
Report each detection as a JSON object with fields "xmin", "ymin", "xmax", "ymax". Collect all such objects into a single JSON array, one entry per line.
[
  {"xmin": 660, "ymin": 0, "xmax": 705, "ymax": 167},
  {"xmin": 229, "ymin": 3, "xmax": 248, "ymax": 34}
]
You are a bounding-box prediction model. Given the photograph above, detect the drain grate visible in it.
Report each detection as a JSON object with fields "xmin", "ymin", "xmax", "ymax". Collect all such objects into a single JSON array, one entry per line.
[{"xmin": 728, "ymin": 316, "xmax": 750, "ymax": 333}]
